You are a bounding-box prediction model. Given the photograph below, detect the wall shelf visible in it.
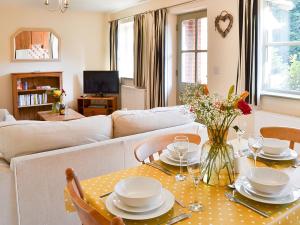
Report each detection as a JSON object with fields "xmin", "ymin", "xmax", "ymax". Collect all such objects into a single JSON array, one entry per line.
[
  {"xmin": 18, "ymin": 103, "xmax": 53, "ymax": 109},
  {"xmin": 17, "ymin": 88, "xmax": 56, "ymax": 93}
]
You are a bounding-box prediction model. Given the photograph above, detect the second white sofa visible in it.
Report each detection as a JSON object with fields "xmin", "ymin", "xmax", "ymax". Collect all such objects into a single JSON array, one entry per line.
[{"xmin": 0, "ymin": 107, "xmax": 207, "ymax": 225}]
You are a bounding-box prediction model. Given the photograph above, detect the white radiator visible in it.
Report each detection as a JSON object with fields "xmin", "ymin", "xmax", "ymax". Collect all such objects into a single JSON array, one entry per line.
[{"xmin": 121, "ymin": 85, "xmax": 147, "ymax": 110}]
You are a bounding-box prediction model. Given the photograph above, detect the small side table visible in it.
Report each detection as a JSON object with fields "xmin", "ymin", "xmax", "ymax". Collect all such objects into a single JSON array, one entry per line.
[{"xmin": 38, "ymin": 109, "xmax": 85, "ymax": 121}]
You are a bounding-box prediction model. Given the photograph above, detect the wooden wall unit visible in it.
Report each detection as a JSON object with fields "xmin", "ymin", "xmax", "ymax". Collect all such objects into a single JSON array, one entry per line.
[
  {"xmin": 12, "ymin": 72, "xmax": 62, "ymax": 120},
  {"xmin": 77, "ymin": 96, "xmax": 118, "ymax": 117}
]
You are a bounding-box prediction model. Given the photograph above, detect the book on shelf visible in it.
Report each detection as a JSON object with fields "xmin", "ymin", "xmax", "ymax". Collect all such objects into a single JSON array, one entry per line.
[{"xmin": 18, "ymin": 93, "xmax": 48, "ymax": 107}]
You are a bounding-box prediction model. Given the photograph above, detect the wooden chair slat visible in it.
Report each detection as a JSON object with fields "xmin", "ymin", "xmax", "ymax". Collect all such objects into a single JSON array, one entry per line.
[
  {"xmin": 134, "ymin": 133, "xmax": 201, "ymax": 163},
  {"xmin": 260, "ymin": 127, "xmax": 300, "ymax": 150},
  {"xmin": 65, "ymin": 168, "xmax": 125, "ymax": 225}
]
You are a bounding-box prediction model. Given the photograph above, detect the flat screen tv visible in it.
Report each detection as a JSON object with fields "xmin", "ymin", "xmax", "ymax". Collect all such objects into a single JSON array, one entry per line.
[{"xmin": 83, "ymin": 71, "xmax": 119, "ymax": 95}]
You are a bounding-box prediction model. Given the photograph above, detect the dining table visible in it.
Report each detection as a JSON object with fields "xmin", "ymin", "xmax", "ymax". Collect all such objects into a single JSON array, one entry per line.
[{"xmin": 64, "ymin": 139, "xmax": 300, "ymax": 225}]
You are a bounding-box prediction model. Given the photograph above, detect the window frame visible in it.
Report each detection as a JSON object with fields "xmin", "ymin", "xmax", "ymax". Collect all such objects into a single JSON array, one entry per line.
[
  {"xmin": 177, "ymin": 10, "xmax": 208, "ymax": 85},
  {"xmin": 260, "ymin": 0, "xmax": 300, "ymax": 97}
]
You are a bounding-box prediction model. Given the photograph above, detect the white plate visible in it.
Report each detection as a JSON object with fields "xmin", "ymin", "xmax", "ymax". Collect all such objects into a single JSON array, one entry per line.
[
  {"xmin": 160, "ymin": 152, "xmax": 188, "ymax": 167},
  {"xmin": 260, "ymin": 149, "xmax": 291, "ymax": 158},
  {"xmin": 166, "ymin": 143, "xmax": 199, "ymax": 160},
  {"xmin": 164, "ymin": 151, "xmax": 187, "ymax": 163},
  {"xmin": 112, "ymin": 192, "xmax": 165, "ymax": 213},
  {"xmin": 235, "ymin": 177, "xmax": 300, "ymax": 204},
  {"xmin": 242, "ymin": 178, "xmax": 290, "ymax": 198},
  {"xmin": 258, "ymin": 149, "xmax": 297, "ymax": 161},
  {"xmin": 106, "ymin": 188, "xmax": 174, "ymax": 220},
  {"xmin": 167, "ymin": 142, "xmax": 199, "ymax": 152}
]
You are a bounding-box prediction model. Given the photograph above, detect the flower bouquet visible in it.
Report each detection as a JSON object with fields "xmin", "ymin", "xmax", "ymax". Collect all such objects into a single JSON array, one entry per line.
[
  {"xmin": 181, "ymin": 84, "xmax": 251, "ymax": 186},
  {"xmin": 49, "ymin": 89, "xmax": 66, "ymax": 113}
]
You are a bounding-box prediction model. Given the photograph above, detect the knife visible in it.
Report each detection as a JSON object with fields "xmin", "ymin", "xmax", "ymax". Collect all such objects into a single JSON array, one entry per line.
[
  {"xmin": 152, "ymin": 162, "xmax": 175, "ymax": 175},
  {"xmin": 145, "ymin": 162, "xmax": 173, "ymax": 176},
  {"xmin": 159, "ymin": 213, "xmax": 191, "ymax": 225},
  {"xmin": 99, "ymin": 191, "xmax": 112, "ymax": 198}
]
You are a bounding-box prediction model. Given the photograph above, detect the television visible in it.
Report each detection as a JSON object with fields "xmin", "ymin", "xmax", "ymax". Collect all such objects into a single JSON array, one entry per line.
[{"xmin": 83, "ymin": 71, "xmax": 119, "ymax": 95}]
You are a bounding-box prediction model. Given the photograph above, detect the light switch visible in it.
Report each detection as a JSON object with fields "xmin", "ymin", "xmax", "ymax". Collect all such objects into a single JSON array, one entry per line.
[{"xmin": 213, "ymin": 66, "xmax": 220, "ymax": 76}]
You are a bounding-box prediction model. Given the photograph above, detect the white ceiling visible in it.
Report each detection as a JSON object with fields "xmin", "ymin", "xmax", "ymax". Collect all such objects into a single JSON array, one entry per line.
[{"xmin": 0, "ymin": 0, "xmax": 149, "ymax": 12}]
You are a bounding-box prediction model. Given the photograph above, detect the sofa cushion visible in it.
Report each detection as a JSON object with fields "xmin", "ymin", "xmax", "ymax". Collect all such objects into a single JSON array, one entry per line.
[
  {"xmin": 4, "ymin": 115, "xmax": 16, "ymax": 123},
  {"xmin": 0, "ymin": 115, "xmax": 112, "ymax": 161},
  {"xmin": 112, "ymin": 106, "xmax": 194, "ymax": 138},
  {"xmin": 0, "ymin": 109, "xmax": 9, "ymax": 122}
]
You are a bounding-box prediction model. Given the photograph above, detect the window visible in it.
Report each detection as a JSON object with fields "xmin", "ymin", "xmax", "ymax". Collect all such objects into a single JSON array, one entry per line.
[
  {"xmin": 118, "ymin": 18, "xmax": 134, "ymax": 78},
  {"xmin": 262, "ymin": 0, "xmax": 300, "ymax": 95},
  {"xmin": 178, "ymin": 11, "xmax": 208, "ymax": 84}
]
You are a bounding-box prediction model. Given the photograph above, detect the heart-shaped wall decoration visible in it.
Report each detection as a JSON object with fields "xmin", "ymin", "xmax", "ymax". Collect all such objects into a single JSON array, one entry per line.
[{"xmin": 215, "ymin": 10, "xmax": 233, "ymax": 38}]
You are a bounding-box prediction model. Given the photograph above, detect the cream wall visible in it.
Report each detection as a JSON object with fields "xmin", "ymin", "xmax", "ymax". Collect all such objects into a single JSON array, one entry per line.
[
  {"xmin": 109, "ymin": 0, "xmax": 300, "ymax": 117},
  {"xmin": 0, "ymin": 5, "xmax": 108, "ymax": 113}
]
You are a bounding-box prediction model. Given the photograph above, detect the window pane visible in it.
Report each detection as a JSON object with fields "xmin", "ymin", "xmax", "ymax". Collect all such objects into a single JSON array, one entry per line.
[
  {"xmin": 118, "ymin": 20, "xmax": 134, "ymax": 78},
  {"xmin": 181, "ymin": 19, "xmax": 196, "ymax": 50},
  {"xmin": 264, "ymin": 45, "xmax": 300, "ymax": 92},
  {"xmin": 197, "ymin": 18, "xmax": 208, "ymax": 50},
  {"xmin": 264, "ymin": 0, "xmax": 300, "ymax": 42},
  {"xmin": 181, "ymin": 53, "xmax": 195, "ymax": 83},
  {"xmin": 197, "ymin": 52, "xmax": 207, "ymax": 84}
]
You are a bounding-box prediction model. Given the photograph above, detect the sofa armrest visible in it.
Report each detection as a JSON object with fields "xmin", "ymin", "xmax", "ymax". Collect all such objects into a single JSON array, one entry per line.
[
  {"xmin": 10, "ymin": 139, "xmax": 128, "ymax": 225},
  {"xmin": 0, "ymin": 161, "xmax": 18, "ymax": 225}
]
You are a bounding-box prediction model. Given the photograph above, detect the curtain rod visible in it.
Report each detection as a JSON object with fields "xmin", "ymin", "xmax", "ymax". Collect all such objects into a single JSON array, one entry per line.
[{"xmin": 108, "ymin": 0, "xmax": 198, "ymax": 22}]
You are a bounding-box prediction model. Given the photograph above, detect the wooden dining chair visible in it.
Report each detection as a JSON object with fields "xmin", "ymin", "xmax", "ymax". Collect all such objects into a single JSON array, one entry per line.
[
  {"xmin": 134, "ymin": 133, "xmax": 201, "ymax": 163},
  {"xmin": 260, "ymin": 127, "xmax": 300, "ymax": 150},
  {"xmin": 65, "ymin": 168, "xmax": 125, "ymax": 225}
]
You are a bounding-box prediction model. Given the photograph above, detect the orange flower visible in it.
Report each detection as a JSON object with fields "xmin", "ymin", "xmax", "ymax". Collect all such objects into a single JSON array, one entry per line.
[
  {"xmin": 203, "ymin": 85, "xmax": 209, "ymax": 95},
  {"xmin": 239, "ymin": 91, "xmax": 249, "ymax": 101},
  {"xmin": 234, "ymin": 91, "xmax": 249, "ymax": 108}
]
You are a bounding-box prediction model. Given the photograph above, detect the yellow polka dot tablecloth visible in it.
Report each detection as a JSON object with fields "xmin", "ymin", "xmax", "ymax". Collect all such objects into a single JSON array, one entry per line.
[{"xmin": 64, "ymin": 163, "xmax": 300, "ymax": 225}]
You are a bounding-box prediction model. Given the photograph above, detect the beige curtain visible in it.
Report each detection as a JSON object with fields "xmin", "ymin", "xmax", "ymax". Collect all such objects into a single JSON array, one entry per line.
[
  {"xmin": 110, "ymin": 20, "xmax": 118, "ymax": 70},
  {"xmin": 134, "ymin": 9, "xmax": 167, "ymax": 108}
]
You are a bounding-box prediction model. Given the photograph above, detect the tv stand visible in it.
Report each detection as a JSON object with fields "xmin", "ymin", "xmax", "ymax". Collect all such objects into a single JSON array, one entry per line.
[
  {"xmin": 94, "ymin": 93, "xmax": 104, "ymax": 97},
  {"xmin": 77, "ymin": 96, "xmax": 117, "ymax": 116}
]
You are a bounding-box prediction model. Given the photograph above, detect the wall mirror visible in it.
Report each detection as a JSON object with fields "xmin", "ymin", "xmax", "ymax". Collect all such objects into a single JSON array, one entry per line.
[{"xmin": 12, "ymin": 28, "xmax": 60, "ymax": 61}]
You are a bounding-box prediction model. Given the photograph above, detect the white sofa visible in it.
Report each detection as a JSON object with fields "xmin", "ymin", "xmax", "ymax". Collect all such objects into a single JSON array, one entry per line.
[{"xmin": 0, "ymin": 107, "xmax": 206, "ymax": 225}]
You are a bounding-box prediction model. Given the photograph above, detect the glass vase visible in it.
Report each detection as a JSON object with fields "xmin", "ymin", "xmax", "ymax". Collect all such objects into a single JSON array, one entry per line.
[
  {"xmin": 52, "ymin": 102, "xmax": 60, "ymax": 113},
  {"xmin": 200, "ymin": 128, "xmax": 235, "ymax": 186}
]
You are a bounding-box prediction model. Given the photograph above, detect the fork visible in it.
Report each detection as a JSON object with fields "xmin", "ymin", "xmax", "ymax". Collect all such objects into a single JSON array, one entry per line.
[{"xmin": 225, "ymin": 192, "xmax": 270, "ymax": 218}]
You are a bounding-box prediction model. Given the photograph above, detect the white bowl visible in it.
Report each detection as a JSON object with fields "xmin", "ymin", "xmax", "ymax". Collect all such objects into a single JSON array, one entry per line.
[
  {"xmin": 262, "ymin": 138, "xmax": 289, "ymax": 155},
  {"xmin": 114, "ymin": 176, "xmax": 162, "ymax": 207},
  {"xmin": 167, "ymin": 143, "xmax": 199, "ymax": 160},
  {"xmin": 247, "ymin": 167, "xmax": 290, "ymax": 194}
]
